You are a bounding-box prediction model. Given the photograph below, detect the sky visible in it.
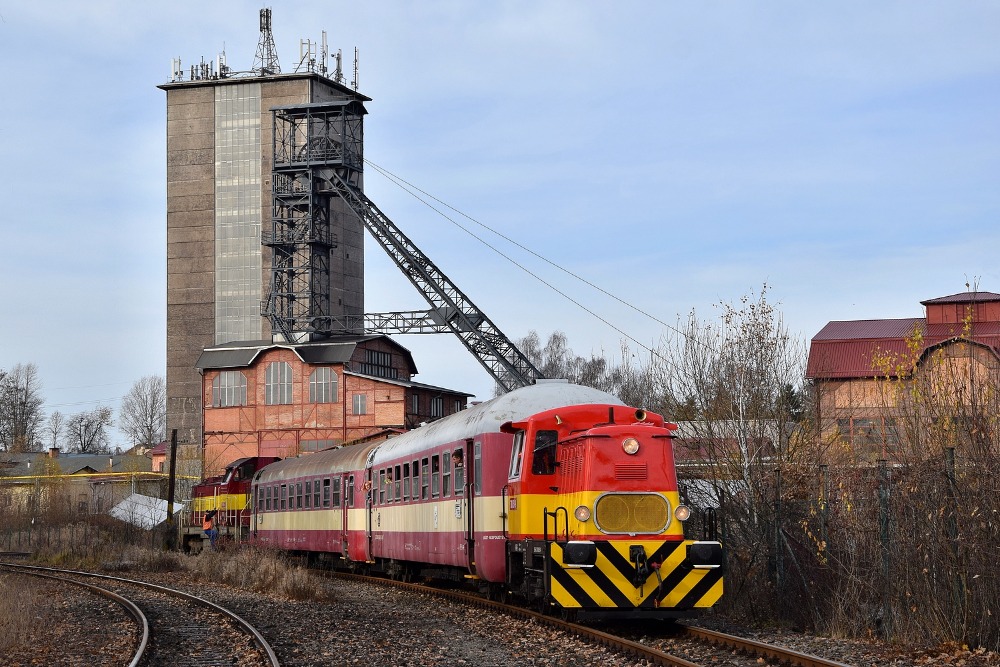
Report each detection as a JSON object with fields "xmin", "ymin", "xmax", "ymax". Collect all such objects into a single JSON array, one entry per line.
[{"xmin": 1, "ymin": 2, "xmax": 998, "ymax": 448}]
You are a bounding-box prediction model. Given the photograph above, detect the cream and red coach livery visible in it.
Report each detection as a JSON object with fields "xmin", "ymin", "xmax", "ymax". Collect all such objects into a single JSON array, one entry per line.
[{"xmin": 250, "ymin": 381, "xmax": 723, "ymax": 619}]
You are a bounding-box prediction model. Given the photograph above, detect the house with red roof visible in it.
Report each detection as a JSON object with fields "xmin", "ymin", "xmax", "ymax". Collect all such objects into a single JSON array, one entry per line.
[{"xmin": 806, "ymin": 291, "xmax": 1000, "ymax": 460}]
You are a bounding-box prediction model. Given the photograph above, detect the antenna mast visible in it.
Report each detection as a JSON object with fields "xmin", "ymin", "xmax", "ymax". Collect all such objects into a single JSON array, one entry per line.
[{"xmin": 253, "ymin": 7, "xmax": 281, "ymax": 76}]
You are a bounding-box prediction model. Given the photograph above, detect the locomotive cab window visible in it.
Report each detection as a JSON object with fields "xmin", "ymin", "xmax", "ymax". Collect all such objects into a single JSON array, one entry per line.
[
  {"xmin": 508, "ymin": 431, "xmax": 526, "ymax": 480},
  {"xmin": 531, "ymin": 430, "xmax": 559, "ymax": 475}
]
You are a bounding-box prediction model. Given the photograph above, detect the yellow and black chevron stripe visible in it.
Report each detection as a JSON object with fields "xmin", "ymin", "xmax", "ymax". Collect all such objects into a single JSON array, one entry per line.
[{"xmin": 548, "ymin": 539, "xmax": 723, "ymax": 612}]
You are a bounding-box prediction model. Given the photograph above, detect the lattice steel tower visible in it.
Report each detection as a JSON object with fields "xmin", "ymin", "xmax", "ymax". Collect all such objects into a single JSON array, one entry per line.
[{"xmin": 263, "ymin": 100, "xmax": 367, "ymax": 342}]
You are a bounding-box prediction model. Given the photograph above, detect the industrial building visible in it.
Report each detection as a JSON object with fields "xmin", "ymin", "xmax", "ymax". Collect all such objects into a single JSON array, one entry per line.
[
  {"xmin": 806, "ymin": 290, "xmax": 1000, "ymax": 460},
  {"xmin": 159, "ymin": 12, "xmax": 472, "ymax": 481}
]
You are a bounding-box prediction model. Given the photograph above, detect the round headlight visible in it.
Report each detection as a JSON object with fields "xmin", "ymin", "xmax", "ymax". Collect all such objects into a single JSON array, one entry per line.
[
  {"xmin": 574, "ymin": 505, "xmax": 591, "ymax": 522},
  {"xmin": 674, "ymin": 504, "xmax": 691, "ymax": 521},
  {"xmin": 622, "ymin": 438, "xmax": 640, "ymax": 455}
]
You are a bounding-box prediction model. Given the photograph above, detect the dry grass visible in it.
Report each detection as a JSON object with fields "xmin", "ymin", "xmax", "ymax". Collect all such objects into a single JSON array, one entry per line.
[
  {"xmin": 184, "ymin": 546, "xmax": 332, "ymax": 601},
  {"xmin": 0, "ymin": 574, "xmax": 49, "ymax": 653}
]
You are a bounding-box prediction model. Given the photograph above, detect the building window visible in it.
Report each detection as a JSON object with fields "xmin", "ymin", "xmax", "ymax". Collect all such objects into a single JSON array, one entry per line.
[
  {"xmin": 410, "ymin": 394, "xmax": 419, "ymax": 414},
  {"xmin": 301, "ymin": 439, "xmax": 336, "ymax": 453},
  {"xmin": 265, "ymin": 362, "xmax": 292, "ymax": 405},
  {"xmin": 309, "ymin": 367, "xmax": 337, "ymax": 403},
  {"xmin": 359, "ymin": 348, "xmax": 398, "ymax": 379},
  {"xmin": 431, "ymin": 397, "xmax": 444, "ymax": 418},
  {"xmin": 353, "ymin": 393, "xmax": 367, "ymax": 415},
  {"xmin": 212, "ymin": 371, "xmax": 247, "ymax": 407},
  {"xmin": 454, "ymin": 399, "xmax": 462, "ymax": 413}
]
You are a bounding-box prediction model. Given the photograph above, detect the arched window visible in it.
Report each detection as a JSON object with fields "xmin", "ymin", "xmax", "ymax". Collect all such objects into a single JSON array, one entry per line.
[
  {"xmin": 211, "ymin": 371, "xmax": 247, "ymax": 407},
  {"xmin": 265, "ymin": 361, "xmax": 292, "ymax": 405},
  {"xmin": 309, "ymin": 367, "xmax": 337, "ymax": 403}
]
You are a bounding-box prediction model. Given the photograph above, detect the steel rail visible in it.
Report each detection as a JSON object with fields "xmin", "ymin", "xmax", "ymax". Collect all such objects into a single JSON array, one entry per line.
[
  {"xmin": 335, "ymin": 572, "xmax": 854, "ymax": 667},
  {"xmin": 0, "ymin": 563, "xmax": 150, "ymax": 667},
  {"xmin": 1, "ymin": 563, "xmax": 280, "ymax": 667},
  {"xmin": 333, "ymin": 572, "xmax": 701, "ymax": 667},
  {"xmin": 680, "ymin": 624, "xmax": 854, "ymax": 667}
]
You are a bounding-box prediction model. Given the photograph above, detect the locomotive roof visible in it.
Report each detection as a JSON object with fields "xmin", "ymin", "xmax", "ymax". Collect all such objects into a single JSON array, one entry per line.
[
  {"xmin": 371, "ymin": 381, "xmax": 624, "ymax": 463},
  {"xmin": 253, "ymin": 382, "xmax": 624, "ymax": 482}
]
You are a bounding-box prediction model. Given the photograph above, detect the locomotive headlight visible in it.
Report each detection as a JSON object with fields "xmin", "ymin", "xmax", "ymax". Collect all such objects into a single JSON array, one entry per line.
[
  {"xmin": 674, "ymin": 504, "xmax": 692, "ymax": 522},
  {"xmin": 574, "ymin": 505, "xmax": 592, "ymax": 522},
  {"xmin": 622, "ymin": 437, "xmax": 640, "ymax": 455}
]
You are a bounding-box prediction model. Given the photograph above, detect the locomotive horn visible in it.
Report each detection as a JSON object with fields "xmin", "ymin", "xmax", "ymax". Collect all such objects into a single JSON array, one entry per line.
[{"xmin": 635, "ymin": 409, "xmax": 647, "ymax": 421}]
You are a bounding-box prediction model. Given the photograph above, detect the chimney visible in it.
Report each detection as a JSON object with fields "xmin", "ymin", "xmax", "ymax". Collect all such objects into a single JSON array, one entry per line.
[{"xmin": 48, "ymin": 447, "xmax": 59, "ymax": 458}]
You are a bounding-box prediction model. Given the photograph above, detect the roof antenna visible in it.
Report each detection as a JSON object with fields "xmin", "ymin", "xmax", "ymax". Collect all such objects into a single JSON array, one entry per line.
[{"xmin": 253, "ymin": 7, "xmax": 281, "ymax": 76}]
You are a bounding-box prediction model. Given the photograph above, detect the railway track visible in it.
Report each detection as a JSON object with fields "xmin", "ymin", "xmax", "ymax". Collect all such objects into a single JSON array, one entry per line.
[
  {"xmin": 333, "ymin": 571, "xmax": 852, "ymax": 667},
  {"xmin": 0, "ymin": 563, "xmax": 280, "ymax": 667}
]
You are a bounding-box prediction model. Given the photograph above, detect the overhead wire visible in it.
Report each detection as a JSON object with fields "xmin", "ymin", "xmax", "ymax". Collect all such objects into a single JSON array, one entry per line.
[{"xmin": 364, "ymin": 159, "xmax": 713, "ymax": 365}]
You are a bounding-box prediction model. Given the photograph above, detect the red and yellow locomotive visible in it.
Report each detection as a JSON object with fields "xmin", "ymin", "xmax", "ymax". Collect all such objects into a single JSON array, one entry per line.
[
  {"xmin": 248, "ymin": 381, "xmax": 723, "ymax": 618},
  {"xmin": 181, "ymin": 456, "xmax": 280, "ymax": 553}
]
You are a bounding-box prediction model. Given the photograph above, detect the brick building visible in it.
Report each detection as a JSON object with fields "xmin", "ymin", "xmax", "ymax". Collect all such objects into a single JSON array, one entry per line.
[
  {"xmin": 806, "ymin": 291, "xmax": 1000, "ymax": 460},
  {"xmin": 197, "ymin": 335, "xmax": 470, "ymax": 476}
]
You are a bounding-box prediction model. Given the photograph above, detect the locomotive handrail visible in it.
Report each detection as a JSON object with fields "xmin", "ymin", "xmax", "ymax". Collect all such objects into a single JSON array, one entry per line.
[
  {"xmin": 543, "ymin": 506, "xmax": 570, "ymax": 543},
  {"xmin": 500, "ymin": 484, "xmax": 509, "ymax": 538}
]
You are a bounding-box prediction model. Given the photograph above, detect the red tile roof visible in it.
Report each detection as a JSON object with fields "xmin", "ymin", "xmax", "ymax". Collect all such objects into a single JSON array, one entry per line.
[
  {"xmin": 921, "ymin": 291, "xmax": 1000, "ymax": 305},
  {"xmin": 807, "ymin": 312, "xmax": 1000, "ymax": 379}
]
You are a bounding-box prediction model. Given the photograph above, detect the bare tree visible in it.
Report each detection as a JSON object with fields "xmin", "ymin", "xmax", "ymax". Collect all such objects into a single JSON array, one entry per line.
[
  {"xmin": 0, "ymin": 363, "xmax": 45, "ymax": 452},
  {"xmin": 42, "ymin": 410, "xmax": 65, "ymax": 451},
  {"xmin": 119, "ymin": 375, "xmax": 166, "ymax": 447},
  {"xmin": 66, "ymin": 407, "xmax": 114, "ymax": 454},
  {"xmin": 503, "ymin": 330, "xmax": 623, "ymax": 397}
]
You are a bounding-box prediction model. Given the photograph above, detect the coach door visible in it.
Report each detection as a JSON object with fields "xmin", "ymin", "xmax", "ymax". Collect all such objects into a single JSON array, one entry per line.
[
  {"xmin": 340, "ymin": 473, "xmax": 351, "ymax": 555},
  {"xmin": 464, "ymin": 440, "xmax": 479, "ymax": 573}
]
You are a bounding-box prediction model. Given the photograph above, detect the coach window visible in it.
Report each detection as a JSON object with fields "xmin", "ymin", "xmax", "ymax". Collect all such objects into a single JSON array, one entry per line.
[
  {"xmin": 323, "ymin": 478, "xmax": 331, "ymax": 507},
  {"xmin": 264, "ymin": 486, "xmax": 271, "ymax": 511},
  {"xmin": 297, "ymin": 482, "xmax": 304, "ymax": 508},
  {"xmin": 454, "ymin": 449, "xmax": 465, "ymax": 496},
  {"xmin": 394, "ymin": 465, "xmax": 402, "ymax": 500},
  {"xmin": 347, "ymin": 476, "xmax": 355, "ymax": 508},
  {"xmin": 305, "ymin": 480, "xmax": 312, "ymax": 509},
  {"xmin": 442, "ymin": 452, "xmax": 452, "ymax": 497},
  {"xmin": 421, "ymin": 458, "xmax": 430, "ymax": 499},
  {"xmin": 531, "ymin": 430, "xmax": 559, "ymax": 475},
  {"xmin": 412, "ymin": 460, "xmax": 419, "ymax": 500},
  {"xmin": 431, "ymin": 456, "xmax": 441, "ymax": 497},
  {"xmin": 402, "ymin": 463, "xmax": 411, "ymax": 500},
  {"xmin": 508, "ymin": 431, "xmax": 526, "ymax": 480},
  {"xmin": 314, "ymin": 480, "xmax": 321, "ymax": 507},
  {"xmin": 280, "ymin": 484, "xmax": 287, "ymax": 510},
  {"xmin": 474, "ymin": 441, "xmax": 483, "ymax": 496},
  {"xmin": 332, "ymin": 478, "xmax": 341, "ymax": 507},
  {"xmin": 379, "ymin": 470, "xmax": 386, "ymax": 504}
]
